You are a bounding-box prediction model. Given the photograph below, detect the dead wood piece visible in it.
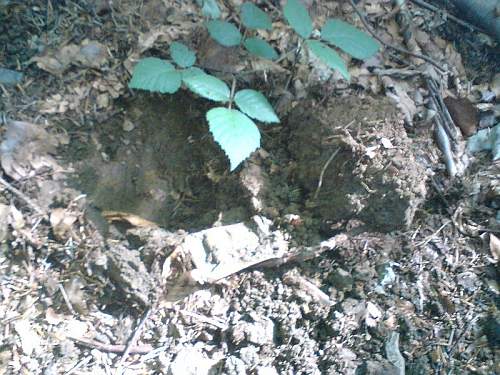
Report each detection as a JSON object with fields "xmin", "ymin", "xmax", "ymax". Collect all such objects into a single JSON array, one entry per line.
[{"xmin": 68, "ymin": 336, "xmax": 154, "ymax": 354}]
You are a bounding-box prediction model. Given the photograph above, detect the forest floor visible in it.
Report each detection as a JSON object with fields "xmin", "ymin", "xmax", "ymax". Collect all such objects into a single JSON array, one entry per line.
[{"xmin": 0, "ymin": 1, "xmax": 499, "ymax": 374}]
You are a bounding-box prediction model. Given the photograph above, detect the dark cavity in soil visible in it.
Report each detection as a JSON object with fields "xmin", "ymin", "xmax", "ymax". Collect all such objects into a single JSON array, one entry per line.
[{"xmin": 66, "ymin": 92, "xmax": 251, "ymax": 232}]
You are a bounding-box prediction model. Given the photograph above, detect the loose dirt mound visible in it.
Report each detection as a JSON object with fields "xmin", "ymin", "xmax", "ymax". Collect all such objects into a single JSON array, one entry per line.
[{"xmin": 288, "ymin": 95, "xmax": 427, "ymax": 233}]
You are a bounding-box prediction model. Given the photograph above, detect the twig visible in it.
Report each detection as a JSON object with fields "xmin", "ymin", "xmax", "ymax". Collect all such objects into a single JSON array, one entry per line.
[
  {"xmin": 414, "ymin": 220, "xmax": 451, "ymax": 247},
  {"xmin": 313, "ymin": 148, "xmax": 340, "ymax": 200},
  {"xmin": 447, "ymin": 314, "xmax": 480, "ymax": 357},
  {"xmin": 180, "ymin": 310, "xmax": 228, "ymax": 329},
  {"xmin": 117, "ymin": 307, "xmax": 152, "ymax": 367},
  {"xmin": 373, "ymin": 67, "xmax": 423, "ymax": 78},
  {"xmin": 0, "ymin": 176, "xmax": 45, "ymax": 215},
  {"xmin": 58, "ymin": 283, "xmax": 77, "ymax": 315},
  {"xmin": 426, "ymin": 78, "xmax": 458, "ymax": 142},
  {"xmin": 348, "ymin": 0, "xmax": 447, "ymax": 73},
  {"xmin": 409, "ymin": 0, "xmax": 484, "ymax": 33},
  {"xmin": 65, "ymin": 355, "xmax": 92, "ymax": 375},
  {"xmin": 68, "ymin": 336, "xmax": 153, "ymax": 354}
]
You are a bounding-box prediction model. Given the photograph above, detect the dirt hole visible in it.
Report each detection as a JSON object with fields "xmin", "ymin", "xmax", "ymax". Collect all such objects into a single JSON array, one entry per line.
[{"xmin": 65, "ymin": 92, "xmax": 252, "ymax": 232}]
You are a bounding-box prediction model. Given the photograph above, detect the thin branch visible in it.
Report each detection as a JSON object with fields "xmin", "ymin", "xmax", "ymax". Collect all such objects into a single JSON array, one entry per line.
[
  {"xmin": 68, "ymin": 336, "xmax": 153, "ymax": 354},
  {"xmin": 0, "ymin": 176, "xmax": 45, "ymax": 215},
  {"xmin": 117, "ymin": 307, "xmax": 152, "ymax": 366},
  {"xmin": 313, "ymin": 148, "xmax": 340, "ymax": 200},
  {"xmin": 409, "ymin": 0, "xmax": 484, "ymax": 33},
  {"xmin": 348, "ymin": 0, "xmax": 447, "ymax": 73}
]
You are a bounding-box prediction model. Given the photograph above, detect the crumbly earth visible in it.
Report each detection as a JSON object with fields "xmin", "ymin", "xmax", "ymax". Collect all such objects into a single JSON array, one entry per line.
[
  {"xmin": 287, "ymin": 95, "xmax": 427, "ymax": 233},
  {"xmin": 0, "ymin": 1, "xmax": 499, "ymax": 375}
]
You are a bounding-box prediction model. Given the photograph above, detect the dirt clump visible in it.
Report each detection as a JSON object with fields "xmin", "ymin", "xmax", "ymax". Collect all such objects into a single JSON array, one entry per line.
[{"xmin": 287, "ymin": 95, "xmax": 428, "ymax": 233}]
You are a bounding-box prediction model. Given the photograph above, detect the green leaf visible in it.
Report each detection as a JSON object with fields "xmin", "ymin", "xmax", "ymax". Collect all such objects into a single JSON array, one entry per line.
[
  {"xmin": 206, "ymin": 107, "xmax": 261, "ymax": 171},
  {"xmin": 305, "ymin": 39, "xmax": 350, "ymax": 80},
  {"xmin": 180, "ymin": 67, "xmax": 205, "ymax": 80},
  {"xmin": 243, "ymin": 37, "xmax": 278, "ymax": 60},
  {"xmin": 128, "ymin": 57, "xmax": 181, "ymax": 94},
  {"xmin": 169, "ymin": 42, "xmax": 196, "ymax": 68},
  {"xmin": 321, "ymin": 19, "xmax": 379, "ymax": 60},
  {"xmin": 283, "ymin": 0, "xmax": 313, "ymax": 39},
  {"xmin": 182, "ymin": 72, "xmax": 230, "ymax": 102},
  {"xmin": 234, "ymin": 89, "xmax": 279, "ymax": 123},
  {"xmin": 196, "ymin": 0, "xmax": 221, "ymax": 19},
  {"xmin": 240, "ymin": 2, "xmax": 272, "ymax": 30},
  {"xmin": 206, "ymin": 20, "xmax": 242, "ymax": 47}
]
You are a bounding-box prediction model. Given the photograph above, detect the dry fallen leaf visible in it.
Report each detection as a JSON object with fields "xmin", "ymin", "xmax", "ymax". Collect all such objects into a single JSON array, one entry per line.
[
  {"xmin": 0, "ymin": 119, "xmax": 61, "ymax": 179},
  {"xmin": 14, "ymin": 319, "xmax": 42, "ymax": 356},
  {"xmin": 102, "ymin": 210, "xmax": 158, "ymax": 228},
  {"xmin": 32, "ymin": 40, "xmax": 109, "ymax": 76},
  {"xmin": 45, "ymin": 308, "xmax": 65, "ymax": 325},
  {"xmin": 50, "ymin": 208, "xmax": 78, "ymax": 241},
  {"xmin": 9, "ymin": 204, "xmax": 25, "ymax": 230},
  {"xmin": 489, "ymin": 234, "xmax": 500, "ymax": 261}
]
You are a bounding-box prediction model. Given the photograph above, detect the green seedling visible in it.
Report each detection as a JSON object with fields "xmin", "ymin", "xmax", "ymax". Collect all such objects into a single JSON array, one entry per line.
[
  {"xmin": 128, "ymin": 1, "xmax": 380, "ymax": 171},
  {"xmin": 128, "ymin": 44, "xmax": 279, "ymax": 171}
]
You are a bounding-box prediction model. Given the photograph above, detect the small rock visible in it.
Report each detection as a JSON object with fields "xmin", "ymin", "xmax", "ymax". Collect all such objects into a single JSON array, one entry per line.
[
  {"xmin": 355, "ymin": 360, "xmax": 400, "ymax": 375},
  {"xmin": 456, "ymin": 271, "xmax": 480, "ymax": 292},
  {"xmin": 169, "ymin": 347, "xmax": 217, "ymax": 375},
  {"xmin": 233, "ymin": 314, "xmax": 275, "ymax": 346},
  {"xmin": 0, "ymin": 67, "xmax": 23, "ymax": 86},
  {"xmin": 328, "ymin": 268, "xmax": 353, "ymax": 292},
  {"xmin": 256, "ymin": 366, "xmax": 279, "ymax": 375},
  {"xmin": 105, "ymin": 243, "xmax": 156, "ymax": 306},
  {"xmin": 224, "ymin": 356, "xmax": 247, "ymax": 375},
  {"xmin": 239, "ymin": 345, "xmax": 260, "ymax": 367},
  {"xmin": 0, "ymin": 203, "xmax": 9, "ymax": 242},
  {"xmin": 122, "ymin": 118, "xmax": 135, "ymax": 132}
]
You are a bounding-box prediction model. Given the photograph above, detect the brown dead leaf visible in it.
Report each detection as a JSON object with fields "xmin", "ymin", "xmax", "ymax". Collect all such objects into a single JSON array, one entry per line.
[
  {"xmin": 32, "ymin": 40, "xmax": 109, "ymax": 76},
  {"xmin": 39, "ymin": 94, "xmax": 70, "ymax": 114},
  {"xmin": 381, "ymin": 76, "xmax": 417, "ymax": 125},
  {"xmin": 32, "ymin": 44, "xmax": 79, "ymax": 75},
  {"xmin": 92, "ymin": 74, "xmax": 124, "ymax": 99},
  {"xmin": 102, "ymin": 210, "xmax": 158, "ymax": 228},
  {"xmin": 50, "ymin": 208, "xmax": 78, "ymax": 241},
  {"xmin": 137, "ymin": 26, "xmax": 173, "ymax": 53},
  {"xmin": 444, "ymin": 43, "xmax": 466, "ymax": 77},
  {"xmin": 40, "ymin": 83, "xmax": 96, "ymax": 114},
  {"xmin": 0, "ymin": 120, "xmax": 61, "ymax": 179}
]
